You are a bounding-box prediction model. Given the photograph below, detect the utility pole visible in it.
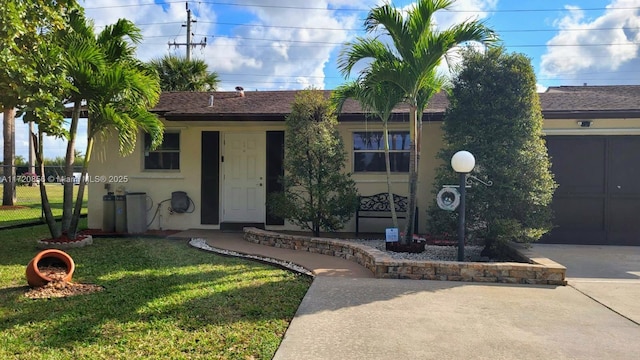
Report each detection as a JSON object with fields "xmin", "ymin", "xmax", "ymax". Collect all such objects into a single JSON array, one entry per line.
[{"xmin": 168, "ymin": 2, "xmax": 207, "ymax": 60}]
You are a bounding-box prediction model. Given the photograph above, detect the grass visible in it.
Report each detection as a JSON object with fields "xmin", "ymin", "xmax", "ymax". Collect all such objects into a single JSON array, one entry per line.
[
  {"xmin": 0, "ymin": 223, "xmax": 312, "ymax": 359},
  {"xmin": 0, "ymin": 185, "xmax": 88, "ymax": 228}
]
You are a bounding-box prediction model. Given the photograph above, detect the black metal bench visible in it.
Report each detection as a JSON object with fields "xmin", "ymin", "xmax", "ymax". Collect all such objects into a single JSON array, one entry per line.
[{"xmin": 355, "ymin": 193, "xmax": 418, "ymax": 236}]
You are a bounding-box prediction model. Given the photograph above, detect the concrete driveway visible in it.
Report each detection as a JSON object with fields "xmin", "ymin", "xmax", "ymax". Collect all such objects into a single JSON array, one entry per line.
[
  {"xmin": 274, "ymin": 244, "xmax": 640, "ymax": 360},
  {"xmin": 531, "ymin": 244, "xmax": 640, "ymax": 325}
]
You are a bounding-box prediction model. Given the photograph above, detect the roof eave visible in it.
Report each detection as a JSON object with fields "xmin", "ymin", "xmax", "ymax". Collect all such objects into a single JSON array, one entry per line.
[
  {"xmin": 158, "ymin": 109, "xmax": 640, "ymax": 122},
  {"xmin": 542, "ymin": 110, "xmax": 640, "ymax": 119},
  {"xmin": 161, "ymin": 112, "xmax": 288, "ymax": 122}
]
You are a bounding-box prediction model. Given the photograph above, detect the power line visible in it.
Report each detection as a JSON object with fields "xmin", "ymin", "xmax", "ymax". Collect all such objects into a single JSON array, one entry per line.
[
  {"xmin": 84, "ymin": 1, "xmax": 640, "ymax": 14},
  {"xmin": 194, "ymin": 32, "xmax": 640, "ymax": 47},
  {"xmin": 218, "ymin": 72, "xmax": 339, "ymax": 79},
  {"xmin": 152, "ymin": 38, "xmax": 640, "ymax": 49},
  {"xmin": 198, "ymin": 20, "xmax": 360, "ymax": 31},
  {"xmin": 134, "ymin": 18, "xmax": 640, "ymax": 38}
]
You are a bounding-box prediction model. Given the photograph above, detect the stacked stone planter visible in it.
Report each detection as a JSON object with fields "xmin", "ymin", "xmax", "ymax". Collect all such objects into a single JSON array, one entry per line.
[{"xmin": 243, "ymin": 228, "xmax": 566, "ymax": 285}]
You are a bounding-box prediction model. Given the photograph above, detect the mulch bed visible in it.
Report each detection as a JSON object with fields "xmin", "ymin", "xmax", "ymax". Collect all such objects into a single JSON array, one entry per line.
[
  {"xmin": 0, "ymin": 205, "xmax": 29, "ymax": 210},
  {"xmin": 25, "ymin": 265, "xmax": 104, "ymax": 299},
  {"xmin": 39, "ymin": 233, "xmax": 90, "ymax": 244}
]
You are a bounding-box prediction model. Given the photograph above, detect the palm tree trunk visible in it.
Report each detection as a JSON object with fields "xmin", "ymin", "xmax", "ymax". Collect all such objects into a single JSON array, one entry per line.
[
  {"xmin": 383, "ymin": 123, "xmax": 398, "ymax": 228},
  {"xmin": 61, "ymin": 101, "xmax": 80, "ymax": 232},
  {"xmin": 68, "ymin": 135, "xmax": 93, "ymax": 239},
  {"xmin": 33, "ymin": 130, "xmax": 61, "ymax": 238},
  {"xmin": 403, "ymin": 105, "xmax": 419, "ymax": 244},
  {"xmin": 2, "ymin": 107, "xmax": 16, "ymax": 206}
]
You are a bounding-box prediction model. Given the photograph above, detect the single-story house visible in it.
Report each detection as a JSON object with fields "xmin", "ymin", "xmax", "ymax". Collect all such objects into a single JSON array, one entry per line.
[{"xmin": 87, "ymin": 85, "xmax": 640, "ymax": 245}]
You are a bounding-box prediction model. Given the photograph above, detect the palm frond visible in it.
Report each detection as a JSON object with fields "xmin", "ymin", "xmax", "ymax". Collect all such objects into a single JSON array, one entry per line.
[
  {"xmin": 333, "ymin": 73, "xmax": 405, "ymax": 124},
  {"xmin": 332, "ymin": 81, "xmax": 361, "ymax": 114},
  {"xmin": 337, "ymin": 37, "xmax": 397, "ymax": 77},
  {"xmin": 408, "ymin": 0, "xmax": 453, "ymax": 41},
  {"xmin": 366, "ymin": 2, "xmax": 418, "ymax": 63},
  {"xmin": 448, "ymin": 20, "xmax": 499, "ymax": 48},
  {"xmin": 66, "ymin": 10, "xmax": 95, "ymax": 40}
]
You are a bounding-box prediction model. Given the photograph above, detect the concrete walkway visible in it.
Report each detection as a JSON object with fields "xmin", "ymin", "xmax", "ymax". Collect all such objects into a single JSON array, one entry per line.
[
  {"xmin": 172, "ymin": 230, "xmax": 373, "ymax": 278},
  {"xmin": 176, "ymin": 230, "xmax": 640, "ymax": 359}
]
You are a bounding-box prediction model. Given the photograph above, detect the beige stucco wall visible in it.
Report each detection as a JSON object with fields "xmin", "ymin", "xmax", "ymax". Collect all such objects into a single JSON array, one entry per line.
[
  {"xmin": 88, "ymin": 120, "xmax": 286, "ymax": 231},
  {"xmin": 88, "ymin": 115, "xmax": 640, "ymax": 234}
]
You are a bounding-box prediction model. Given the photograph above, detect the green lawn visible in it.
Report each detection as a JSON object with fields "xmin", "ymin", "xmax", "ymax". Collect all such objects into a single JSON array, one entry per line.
[
  {"xmin": 0, "ymin": 185, "xmax": 88, "ymax": 228},
  {"xmin": 0, "ymin": 224, "xmax": 312, "ymax": 359}
]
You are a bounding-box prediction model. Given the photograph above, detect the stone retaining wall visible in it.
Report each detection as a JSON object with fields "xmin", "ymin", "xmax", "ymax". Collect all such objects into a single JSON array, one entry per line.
[{"xmin": 244, "ymin": 228, "xmax": 566, "ymax": 285}]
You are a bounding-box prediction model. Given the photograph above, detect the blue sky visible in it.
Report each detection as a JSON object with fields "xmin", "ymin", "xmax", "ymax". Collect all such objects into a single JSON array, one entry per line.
[{"xmin": 4, "ymin": 0, "xmax": 640, "ymax": 160}]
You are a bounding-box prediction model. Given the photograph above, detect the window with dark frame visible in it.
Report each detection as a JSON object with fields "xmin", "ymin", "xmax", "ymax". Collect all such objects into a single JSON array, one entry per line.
[
  {"xmin": 353, "ymin": 131, "xmax": 410, "ymax": 172},
  {"xmin": 144, "ymin": 132, "xmax": 180, "ymax": 170}
]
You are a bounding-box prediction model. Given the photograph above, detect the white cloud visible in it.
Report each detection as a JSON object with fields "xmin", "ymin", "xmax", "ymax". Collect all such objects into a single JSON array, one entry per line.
[
  {"xmin": 540, "ymin": 0, "xmax": 640, "ymax": 84},
  {"xmin": 202, "ymin": 0, "xmax": 365, "ymax": 90},
  {"xmin": 433, "ymin": 0, "xmax": 499, "ymax": 79},
  {"xmin": 433, "ymin": 0, "xmax": 498, "ymax": 29}
]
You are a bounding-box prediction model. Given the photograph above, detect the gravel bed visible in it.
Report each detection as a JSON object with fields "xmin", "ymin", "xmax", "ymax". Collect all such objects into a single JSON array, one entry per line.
[{"xmin": 349, "ymin": 239, "xmax": 484, "ymax": 262}]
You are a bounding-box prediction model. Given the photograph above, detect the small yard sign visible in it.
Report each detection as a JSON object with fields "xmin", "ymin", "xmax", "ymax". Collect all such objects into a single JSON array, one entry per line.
[{"xmin": 385, "ymin": 228, "xmax": 399, "ymax": 242}]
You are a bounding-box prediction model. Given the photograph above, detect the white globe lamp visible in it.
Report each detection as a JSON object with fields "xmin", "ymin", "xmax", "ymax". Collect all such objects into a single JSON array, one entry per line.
[
  {"xmin": 451, "ymin": 150, "xmax": 475, "ymax": 261},
  {"xmin": 451, "ymin": 150, "xmax": 476, "ymax": 174}
]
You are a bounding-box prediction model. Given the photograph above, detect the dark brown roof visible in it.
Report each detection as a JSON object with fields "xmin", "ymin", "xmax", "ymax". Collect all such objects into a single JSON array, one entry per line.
[
  {"xmin": 540, "ymin": 85, "xmax": 640, "ymax": 119},
  {"xmin": 152, "ymin": 85, "xmax": 640, "ymax": 121}
]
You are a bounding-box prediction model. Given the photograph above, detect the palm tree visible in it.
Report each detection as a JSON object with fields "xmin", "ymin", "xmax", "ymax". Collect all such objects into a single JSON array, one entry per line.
[
  {"xmin": 56, "ymin": 11, "xmax": 105, "ymax": 233},
  {"xmin": 29, "ymin": 10, "xmax": 163, "ymax": 239},
  {"xmin": 338, "ymin": 0, "xmax": 497, "ymax": 244},
  {"xmin": 67, "ymin": 19, "xmax": 163, "ymax": 238},
  {"xmin": 149, "ymin": 55, "xmax": 219, "ymax": 91},
  {"xmin": 333, "ymin": 78, "xmax": 406, "ymax": 228}
]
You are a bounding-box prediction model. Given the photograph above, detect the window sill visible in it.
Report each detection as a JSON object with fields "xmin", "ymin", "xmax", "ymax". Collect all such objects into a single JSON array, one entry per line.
[
  {"xmin": 353, "ymin": 172, "xmax": 409, "ymax": 176},
  {"xmin": 352, "ymin": 175, "xmax": 410, "ymax": 183},
  {"xmin": 130, "ymin": 174, "xmax": 184, "ymax": 180}
]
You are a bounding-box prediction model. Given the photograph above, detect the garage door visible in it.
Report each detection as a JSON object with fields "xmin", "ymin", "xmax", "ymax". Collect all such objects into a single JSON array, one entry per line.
[{"xmin": 543, "ymin": 136, "xmax": 640, "ymax": 245}]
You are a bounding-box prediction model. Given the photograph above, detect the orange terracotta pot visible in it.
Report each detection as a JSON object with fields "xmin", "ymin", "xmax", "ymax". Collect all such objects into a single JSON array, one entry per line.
[{"xmin": 25, "ymin": 249, "xmax": 75, "ymax": 288}]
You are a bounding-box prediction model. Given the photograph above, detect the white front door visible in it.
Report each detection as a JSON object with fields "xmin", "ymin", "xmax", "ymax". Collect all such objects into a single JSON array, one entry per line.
[{"xmin": 223, "ymin": 132, "xmax": 266, "ymax": 222}]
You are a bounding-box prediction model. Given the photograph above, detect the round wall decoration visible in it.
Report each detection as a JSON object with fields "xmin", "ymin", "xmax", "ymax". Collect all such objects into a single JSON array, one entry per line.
[{"xmin": 436, "ymin": 186, "xmax": 461, "ymax": 211}]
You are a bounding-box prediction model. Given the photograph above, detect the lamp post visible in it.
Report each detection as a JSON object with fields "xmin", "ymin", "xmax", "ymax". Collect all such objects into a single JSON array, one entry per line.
[{"xmin": 451, "ymin": 151, "xmax": 475, "ymax": 262}]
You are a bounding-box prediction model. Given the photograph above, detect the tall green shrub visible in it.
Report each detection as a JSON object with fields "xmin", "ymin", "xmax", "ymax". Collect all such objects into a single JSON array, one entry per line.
[
  {"xmin": 427, "ymin": 47, "xmax": 557, "ymax": 255},
  {"xmin": 268, "ymin": 90, "xmax": 359, "ymax": 236}
]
